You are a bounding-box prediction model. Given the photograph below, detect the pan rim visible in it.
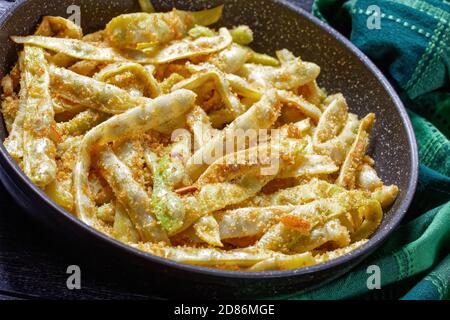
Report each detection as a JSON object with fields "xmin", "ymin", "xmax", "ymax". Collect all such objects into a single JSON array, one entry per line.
[{"xmin": 0, "ymin": 0, "xmax": 419, "ymax": 280}]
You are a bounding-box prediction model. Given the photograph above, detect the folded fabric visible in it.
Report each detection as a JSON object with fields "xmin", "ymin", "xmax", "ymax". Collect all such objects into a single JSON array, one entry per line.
[{"xmin": 273, "ymin": 0, "xmax": 450, "ymax": 300}]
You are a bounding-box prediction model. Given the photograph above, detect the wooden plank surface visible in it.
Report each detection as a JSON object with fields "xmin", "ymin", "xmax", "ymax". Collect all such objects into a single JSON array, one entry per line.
[{"xmin": 0, "ymin": 0, "xmax": 313, "ymax": 300}]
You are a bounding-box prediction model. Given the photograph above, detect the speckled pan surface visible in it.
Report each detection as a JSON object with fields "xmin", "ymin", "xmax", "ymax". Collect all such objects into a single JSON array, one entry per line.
[{"xmin": 0, "ymin": 0, "xmax": 418, "ymax": 295}]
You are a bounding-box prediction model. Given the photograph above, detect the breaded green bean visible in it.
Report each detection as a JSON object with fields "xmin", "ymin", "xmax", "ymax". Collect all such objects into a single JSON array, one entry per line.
[
  {"xmin": 94, "ymin": 62, "xmax": 160, "ymax": 98},
  {"xmin": 57, "ymin": 109, "xmax": 109, "ymax": 136},
  {"xmin": 105, "ymin": 6, "xmax": 223, "ymax": 49},
  {"xmin": 98, "ymin": 146, "xmax": 168, "ymax": 242},
  {"xmin": 73, "ymin": 90, "xmax": 195, "ymax": 228},
  {"xmin": 185, "ymin": 89, "xmax": 282, "ymax": 180},
  {"xmin": 50, "ymin": 65, "xmax": 144, "ymax": 114},
  {"xmin": 21, "ymin": 46, "xmax": 57, "ymax": 187}
]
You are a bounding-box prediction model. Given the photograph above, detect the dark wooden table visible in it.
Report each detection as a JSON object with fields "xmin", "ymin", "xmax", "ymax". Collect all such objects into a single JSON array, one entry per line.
[{"xmin": 0, "ymin": 0, "xmax": 314, "ymax": 300}]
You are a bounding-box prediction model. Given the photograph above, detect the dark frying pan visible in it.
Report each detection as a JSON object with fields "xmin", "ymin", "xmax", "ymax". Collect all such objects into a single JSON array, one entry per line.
[{"xmin": 0, "ymin": 0, "xmax": 418, "ymax": 298}]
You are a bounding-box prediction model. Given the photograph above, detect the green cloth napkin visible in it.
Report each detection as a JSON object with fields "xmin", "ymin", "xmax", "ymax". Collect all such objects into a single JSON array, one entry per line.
[{"xmin": 276, "ymin": 0, "xmax": 450, "ymax": 300}]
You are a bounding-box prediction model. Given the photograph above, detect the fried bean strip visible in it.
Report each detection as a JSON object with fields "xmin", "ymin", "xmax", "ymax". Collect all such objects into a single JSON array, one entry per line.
[
  {"xmin": 105, "ymin": 6, "xmax": 223, "ymax": 49},
  {"xmin": 35, "ymin": 16, "xmax": 83, "ymax": 39},
  {"xmin": 186, "ymin": 104, "xmax": 246, "ymax": 246},
  {"xmin": 196, "ymin": 141, "xmax": 305, "ymax": 186},
  {"xmin": 179, "ymin": 176, "xmax": 273, "ymax": 235},
  {"xmin": 73, "ymin": 90, "xmax": 195, "ymax": 229},
  {"xmin": 190, "ymin": 141, "xmax": 303, "ymax": 245},
  {"xmin": 226, "ymin": 74, "xmax": 262, "ymax": 101},
  {"xmin": 208, "ymin": 44, "xmax": 251, "ymax": 74},
  {"xmin": 45, "ymin": 136, "xmax": 81, "ymax": 212},
  {"xmin": 132, "ymin": 243, "xmax": 314, "ymax": 270},
  {"xmin": 52, "ymin": 96, "xmax": 86, "ymax": 114},
  {"xmin": 215, "ymin": 192, "xmax": 354, "ymax": 243},
  {"xmin": 112, "ymin": 201, "xmax": 140, "ymax": 243},
  {"xmin": 173, "ymin": 63, "xmax": 246, "ymax": 120},
  {"xmin": 174, "ymin": 141, "xmax": 305, "ymax": 234},
  {"xmin": 186, "ymin": 105, "xmax": 219, "ymax": 148},
  {"xmin": 186, "ymin": 89, "xmax": 282, "ymax": 180},
  {"xmin": 314, "ymin": 113, "xmax": 359, "ymax": 164},
  {"xmin": 57, "ymin": 109, "xmax": 109, "ymax": 136},
  {"xmin": 255, "ymin": 199, "xmax": 348, "ymax": 252},
  {"xmin": 4, "ymin": 54, "xmax": 26, "ymax": 162},
  {"xmin": 238, "ymin": 49, "xmax": 320, "ymax": 91},
  {"xmin": 313, "ymin": 94, "xmax": 348, "ymax": 145},
  {"xmin": 11, "ymin": 36, "xmax": 129, "ymax": 62},
  {"xmin": 336, "ymin": 113, "xmax": 375, "ymax": 189},
  {"xmin": 193, "ymin": 213, "xmax": 224, "ymax": 247},
  {"xmin": 94, "ymin": 62, "xmax": 160, "ymax": 98},
  {"xmin": 50, "ymin": 65, "xmax": 145, "ymax": 114},
  {"xmin": 290, "ymin": 219, "xmax": 351, "ymax": 253},
  {"xmin": 371, "ymin": 185, "xmax": 399, "ymax": 209},
  {"xmin": 278, "ymin": 154, "xmax": 339, "ymax": 178},
  {"xmin": 113, "ymin": 138, "xmax": 147, "ymax": 186},
  {"xmin": 35, "ymin": 16, "xmax": 83, "ymax": 67},
  {"xmin": 20, "ymin": 46, "xmax": 57, "ymax": 187},
  {"xmin": 97, "ymin": 202, "xmax": 115, "ymax": 224},
  {"xmin": 98, "ymin": 146, "xmax": 168, "ymax": 242},
  {"xmin": 242, "ymin": 179, "xmax": 345, "ymax": 207},
  {"xmin": 1, "ymin": 96, "xmax": 19, "ymax": 133},
  {"xmin": 151, "ymin": 149, "xmax": 192, "ymax": 234},
  {"xmin": 142, "ymin": 146, "xmax": 159, "ymax": 188},
  {"xmin": 68, "ymin": 60, "xmax": 105, "ymax": 77},
  {"xmin": 248, "ymin": 251, "xmax": 315, "ymax": 271},
  {"xmin": 357, "ymin": 163, "xmax": 383, "ymax": 191},
  {"xmin": 216, "ymin": 206, "xmax": 292, "ymax": 240},
  {"xmin": 314, "ymin": 240, "xmax": 368, "ymax": 264},
  {"xmin": 247, "ymin": 50, "xmax": 280, "ymax": 66},
  {"xmin": 278, "ymin": 90, "xmax": 322, "ymax": 123},
  {"xmin": 257, "ymin": 189, "xmax": 382, "ymax": 253},
  {"xmin": 149, "ymin": 28, "xmax": 232, "ymax": 64},
  {"xmin": 350, "ymin": 199, "xmax": 383, "ymax": 241}
]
